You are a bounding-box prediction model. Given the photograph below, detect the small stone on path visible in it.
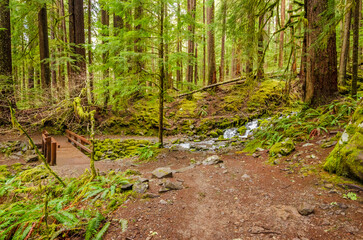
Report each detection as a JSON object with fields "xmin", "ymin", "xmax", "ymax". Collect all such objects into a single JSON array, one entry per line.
[
  {"xmin": 25, "ymin": 154, "xmax": 39, "ymax": 163},
  {"xmin": 159, "ymin": 180, "xmax": 183, "ymax": 193},
  {"xmin": 121, "ymin": 183, "xmax": 133, "ymax": 191},
  {"xmin": 152, "ymin": 167, "xmax": 173, "ymax": 178},
  {"xmin": 202, "ymin": 155, "xmax": 223, "ymax": 165},
  {"xmin": 302, "ymin": 143, "xmax": 314, "ymax": 147},
  {"xmin": 133, "ymin": 182, "xmax": 149, "ymax": 194},
  {"xmin": 298, "ymin": 203, "xmax": 315, "ymax": 216}
]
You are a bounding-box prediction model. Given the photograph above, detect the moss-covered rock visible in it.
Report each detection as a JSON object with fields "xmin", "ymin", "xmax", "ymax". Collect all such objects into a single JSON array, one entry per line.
[
  {"xmin": 269, "ymin": 138, "xmax": 295, "ymax": 157},
  {"xmin": 237, "ymin": 126, "xmax": 247, "ymax": 135},
  {"xmin": 324, "ymin": 104, "xmax": 363, "ymax": 182},
  {"xmin": 92, "ymin": 138, "xmax": 154, "ymax": 161}
]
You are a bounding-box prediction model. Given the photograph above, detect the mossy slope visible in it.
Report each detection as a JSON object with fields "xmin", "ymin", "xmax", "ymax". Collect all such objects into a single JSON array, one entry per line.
[{"xmin": 324, "ymin": 103, "xmax": 363, "ymax": 182}]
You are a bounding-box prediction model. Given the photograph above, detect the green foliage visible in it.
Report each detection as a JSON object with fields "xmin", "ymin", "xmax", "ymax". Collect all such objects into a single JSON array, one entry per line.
[
  {"xmin": 0, "ymin": 167, "xmax": 132, "ymax": 239},
  {"xmin": 137, "ymin": 143, "xmax": 160, "ymax": 161},
  {"xmin": 244, "ymin": 98, "xmax": 359, "ymax": 152},
  {"xmin": 93, "ymin": 138, "xmax": 158, "ymax": 161},
  {"xmin": 343, "ymin": 192, "xmax": 358, "ymax": 201}
]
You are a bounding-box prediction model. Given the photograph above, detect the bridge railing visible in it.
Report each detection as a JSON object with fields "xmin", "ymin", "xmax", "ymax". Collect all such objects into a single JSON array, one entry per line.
[
  {"xmin": 41, "ymin": 130, "xmax": 58, "ymax": 166},
  {"xmin": 65, "ymin": 130, "xmax": 92, "ymax": 153}
]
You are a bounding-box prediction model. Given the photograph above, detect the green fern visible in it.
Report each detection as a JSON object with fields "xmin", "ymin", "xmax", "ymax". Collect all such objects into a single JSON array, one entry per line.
[
  {"xmin": 92, "ymin": 222, "xmax": 110, "ymax": 240},
  {"xmin": 85, "ymin": 212, "xmax": 104, "ymax": 240}
]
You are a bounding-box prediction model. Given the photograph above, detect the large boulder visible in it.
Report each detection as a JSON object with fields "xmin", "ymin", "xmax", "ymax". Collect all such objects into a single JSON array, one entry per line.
[
  {"xmin": 269, "ymin": 138, "xmax": 295, "ymax": 157},
  {"xmin": 324, "ymin": 104, "xmax": 363, "ymax": 182}
]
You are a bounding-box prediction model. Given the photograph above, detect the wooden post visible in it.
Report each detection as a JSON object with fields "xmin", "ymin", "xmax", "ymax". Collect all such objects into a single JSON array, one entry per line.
[
  {"xmin": 51, "ymin": 141, "xmax": 56, "ymax": 166},
  {"xmin": 46, "ymin": 137, "xmax": 51, "ymax": 163}
]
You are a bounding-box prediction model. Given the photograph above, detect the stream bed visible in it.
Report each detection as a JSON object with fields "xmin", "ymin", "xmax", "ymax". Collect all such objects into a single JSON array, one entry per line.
[{"xmin": 167, "ymin": 119, "xmax": 260, "ymax": 152}]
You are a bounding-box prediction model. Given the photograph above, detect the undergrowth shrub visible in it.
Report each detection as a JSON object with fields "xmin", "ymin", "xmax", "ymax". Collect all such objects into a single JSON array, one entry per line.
[
  {"xmin": 0, "ymin": 165, "xmax": 133, "ymax": 239},
  {"xmin": 244, "ymin": 98, "xmax": 358, "ymax": 152}
]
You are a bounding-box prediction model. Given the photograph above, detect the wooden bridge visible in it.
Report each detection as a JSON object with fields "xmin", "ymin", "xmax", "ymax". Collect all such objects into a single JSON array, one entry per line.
[{"xmin": 41, "ymin": 130, "xmax": 90, "ymax": 167}]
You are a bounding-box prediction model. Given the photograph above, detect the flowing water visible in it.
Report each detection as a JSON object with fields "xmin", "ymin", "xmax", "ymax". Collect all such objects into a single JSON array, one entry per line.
[{"xmin": 169, "ymin": 118, "xmax": 261, "ymax": 151}]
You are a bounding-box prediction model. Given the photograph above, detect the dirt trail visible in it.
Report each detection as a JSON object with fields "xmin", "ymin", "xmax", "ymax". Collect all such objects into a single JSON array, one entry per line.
[
  {"xmin": 1, "ymin": 133, "xmax": 362, "ymax": 239},
  {"xmin": 105, "ymin": 139, "xmax": 363, "ymax": 240}
]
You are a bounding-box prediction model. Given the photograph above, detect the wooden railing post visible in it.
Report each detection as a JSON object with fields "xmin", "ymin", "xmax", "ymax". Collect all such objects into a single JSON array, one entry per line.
[
  {"xmin": 51, "ymin": 141, "xmax": 57, "ymax": 166},
  {"xmin": 46, "ymin": 137, "xmax": 51, "ymax": 164}
]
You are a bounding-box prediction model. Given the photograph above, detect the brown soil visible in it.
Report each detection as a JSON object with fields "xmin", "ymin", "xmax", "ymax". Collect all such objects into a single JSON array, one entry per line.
[
  {"xmin": 1, "ymin": 132, "xmax": 362, "ymax": 239},
  {"xmin": 104, "ymin": 137, "xmax": 363, "ymax": 240}
]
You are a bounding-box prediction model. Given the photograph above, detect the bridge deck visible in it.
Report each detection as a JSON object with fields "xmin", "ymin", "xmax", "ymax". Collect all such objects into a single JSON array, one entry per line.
[{"xmin": 53, "ymin": 136, "xmax": 90, "ymax": 166}]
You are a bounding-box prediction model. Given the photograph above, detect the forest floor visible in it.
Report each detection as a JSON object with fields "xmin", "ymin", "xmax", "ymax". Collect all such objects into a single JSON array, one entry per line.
[
  {"xmin": 102, "ymin": 135, "xmax": 363, "ymax": 240},
  {"xmin": 1, "ymin": 132, "xmax": 363, "ymax": 239}
]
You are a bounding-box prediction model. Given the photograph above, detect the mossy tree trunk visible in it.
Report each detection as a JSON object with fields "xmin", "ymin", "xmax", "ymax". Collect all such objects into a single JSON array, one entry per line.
[
  {"xmin": 0, "ymin": 0, "xmax": 15, "ymax": 124},
  {"xmin": 158, "ymin": 0, "xmax": 165, "ymax": 147},
  {"xmin": 38, "ymin": 4, "xmax": 51, "ymax": 90},
  {"xmin": 352, "ymin": 0, "xmax": 360, "ymax": 98},
  {"xmin": 303, "ymin": 0, "xmax": 338, "ymax": 106}
]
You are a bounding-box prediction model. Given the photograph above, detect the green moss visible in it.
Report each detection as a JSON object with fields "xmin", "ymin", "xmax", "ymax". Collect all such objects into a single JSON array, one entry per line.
[
  {"xmin": 209, "ymin": 131, "xmax": 219, "ymax": 138},
  {"xmin": 324, "ymin": 104, "xmax": 363, "ymax": 182},
  {"xmin": 247, "ymin": 80, "xmax": 284, "ymax": 112},
  {"xmin": 237, "ymin": 126, "xmax": 247, "ymax": 135},
  {"xmin": 175, "ymin": 99, "xmax": 197, "ymax": 119},
  {"xmin": 0, "ymin": 165, "xmax": 11, "ymax": 180},
  {"xmin": 269, "ymin": 138, "xmax": 295, "ymax": 157}
]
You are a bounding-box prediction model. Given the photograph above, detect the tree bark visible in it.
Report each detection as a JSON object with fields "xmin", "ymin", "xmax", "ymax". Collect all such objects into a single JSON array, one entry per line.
[
  {"xmin": 279, "ymin": 0, "xmax": 285, "ymax": 68},
  {"xmin": 194, "ymin": 43, "xmax": 198, "ymax": 85},
  {"xmin": 257, "ymin": 14, "xmax": 265, "ymax": 80},
  {"xmin": 176, "ymin": 0, "xmax": 182, "ymax": 89},
  {"xmin": 0, "ymin": 0, "xmax": 14, "ymax": 121},
  {"xmin": 246, "ymin": 9, "xmax": 254, "ymax": 79},
  {"xmin": 187, "ymin": 0, "xmax": 196, "ymax": 85},
  {"xmin": 338, "ymin": 0, "xmax": 352, "ymax": 85},
  {"xmin": 304, "ymin": 0, "xmax": 338, "ymax": 105},
  {"xmin": 202, "ymin": 0, "xmax": 206, "ymax": 86},
  {"xmin": 159, "ymin": 0, "xmax": 165, "ymax": 147},
  {"xmin": 88, "ymin": 0, "xmax": 94, "ymax": 103},
  {"xmin": 68, "ymin": 0, "xmax": 86, "ymax": 97},
  {"xmin": 352, "ymin": 0, "xmax": 360, "ymax": 97},
  {"xmin": 134, "ymin": 0, "xmax": 143, "ymax": 74},
  {"xmin": 219, "ymin": 0, "xmax": 227, "ymax": 82},
  {"xmin": 101, "ymin": 9, "xmax": 110, "ymax": 106},
  {"xmin": 207, "ymin": 0, "xmax": 216, "ymax": 85},
  {"xmin": 38, "ymin": 4, "xmax": 51, "ymax": 89}
]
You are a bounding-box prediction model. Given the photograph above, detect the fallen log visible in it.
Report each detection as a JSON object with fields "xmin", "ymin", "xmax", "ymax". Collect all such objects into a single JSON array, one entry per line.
[
  {"xmin": 178, "ymin": 77, "xmax": 246, "ymax": 98},
  {"xmin": 177, "ymin": 73, "xmax": 284, "ymax": 98}
]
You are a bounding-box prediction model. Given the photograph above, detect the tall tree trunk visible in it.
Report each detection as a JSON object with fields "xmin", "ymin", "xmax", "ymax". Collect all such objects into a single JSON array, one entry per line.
[
  {"xmin": 246, "ymin": 9, "xmax": 254, "ymax": 79},
  {"xmin": 134, "ymin": 0, "xmax": 143, "ymax": 74},
  {"xmin": 68, "ymin": 0, "xmax": 86, "ymax": 97},
  {"xmin": 194, "ymin": 43, "xmax": 198, "ymax": 85},
  {"xmin": 304, "ymin": 0, "xmax": 338, "ymax": 105},
  {"xmin": 202, "ymin": 0, "xmax": 206, "ymax": 86},
  {"xmin": 176, "ymin": 0, "xmax": 182, "ymax": 89},
  {"xmin": 0, "ymin": 0, "xmax": 14, "ymax": 121},
  {"xmin": 59, "ymin": 0, "xmax": 67, "ymax": 97},
  {"xmin": 289, "ymin": 3, "xmax": 297, "ymax": 75},
  {"xmin": 159, "ymin": 0, "xmax": 165, "ymax": 147},
  {"xmin": 299, "ymin": 2, "xmax": 307, "ymax": 100},
  {"xmin": 165, "ymin": 4, "xmax": 171, "ymax": 89},
  {"xmin": 187, "ymin": 0, "xmax": 196, "ymax": 85},
  {"xmin": 352, "ymin": 0, "xmax": 360, "ymax": 97},
  {"xmin": 88, "ymin": 0, "xmax": 94, "ymax": 103},
  {"xmin": 207, "ymin": 0, "xmax": 216, "ymax": 85},
  {"xmin": 219, "ymin": 0, "xmax": 227, "ymax": 82},
  {"xmin": 257, "ymin": 14, "xmax": 265, "ymax": 80},
  {"xmin": 38, "ymin": 4, "xmax": 51, "ymax": 89},
  {"xmin": 50, "ymin": 12, "xmax": 57, "ymax": 98},
  {"xmin": 101, "ymin": 9, "xmax": 110, "ymax": 106},
  {"xmin": 279, "ymin": 0, "xmax": 285, "ymax": 68},
  {"xmin": 339, "ymin": 0, "xmax": 352, "ymax": 85}
]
